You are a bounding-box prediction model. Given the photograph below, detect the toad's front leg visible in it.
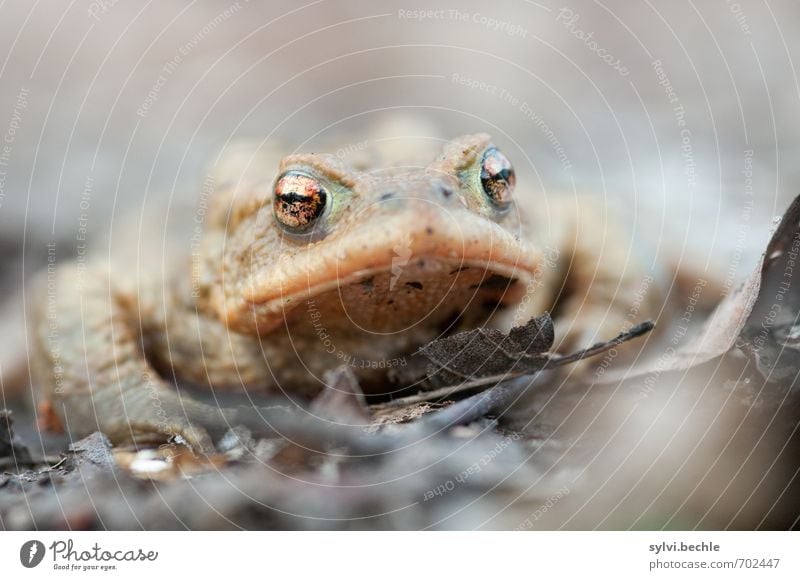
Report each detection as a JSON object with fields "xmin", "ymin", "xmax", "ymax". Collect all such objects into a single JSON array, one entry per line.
[{"xmin": 30, "ymin": 263, "xmax": 237, "ymax": 453}]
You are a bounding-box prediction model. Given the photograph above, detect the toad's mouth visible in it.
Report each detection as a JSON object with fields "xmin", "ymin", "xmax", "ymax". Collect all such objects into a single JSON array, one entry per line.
[
  {"xmin": 294, "ymin": 258, "xmax": 533, "ymax": 335},
  {"xmin": 226, "ymin": 208, "xmax": 541, "ymax": 335},
  {"xmin": 242, "ymin": 256, "xmax": 537, "ymax": 336}
]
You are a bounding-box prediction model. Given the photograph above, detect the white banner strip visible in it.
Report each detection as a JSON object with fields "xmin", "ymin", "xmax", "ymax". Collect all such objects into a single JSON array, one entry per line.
[{"xmin": 1, "ymin": 531, "xmax": 798, "ymax": 578}]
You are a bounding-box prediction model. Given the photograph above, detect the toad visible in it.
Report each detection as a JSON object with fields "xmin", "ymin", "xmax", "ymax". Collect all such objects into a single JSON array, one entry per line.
[{"xmin": 30, "ymin": 130, "xmax": 658, "ymax": 451}]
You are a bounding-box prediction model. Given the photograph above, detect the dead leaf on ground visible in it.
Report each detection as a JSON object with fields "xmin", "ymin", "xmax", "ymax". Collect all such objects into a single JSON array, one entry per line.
[
  {"xmin": 409, "ymin": 313, "xmax": 653, "ymax": 404},
  {"xmin": 605, "ymin": 193, "xmax": 800, "ymax": 385},
  {"xmin": 420, "ymin": 312, "xmax": 555, "ymax": 386}
]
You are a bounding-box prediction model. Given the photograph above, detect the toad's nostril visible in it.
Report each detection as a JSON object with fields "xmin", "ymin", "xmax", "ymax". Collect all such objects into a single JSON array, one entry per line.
[
  {"xmin": 379, "ymin": 192, "xmax": 395, "ymax": 202},
  {"xmin": 437, "ymin": 183, "xmax": 454, "ymax": 199}
]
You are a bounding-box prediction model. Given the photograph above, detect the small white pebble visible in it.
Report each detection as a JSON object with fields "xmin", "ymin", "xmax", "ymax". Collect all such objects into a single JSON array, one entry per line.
[{"xmin": 130, "ymin": 457, "xmax": 170, "ymax": 475}]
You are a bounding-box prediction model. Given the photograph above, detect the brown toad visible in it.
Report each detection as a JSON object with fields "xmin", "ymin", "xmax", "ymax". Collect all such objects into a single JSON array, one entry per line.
[{"xmin": 30, "ymin": 129, "xmax": 658, "ymax": 451}]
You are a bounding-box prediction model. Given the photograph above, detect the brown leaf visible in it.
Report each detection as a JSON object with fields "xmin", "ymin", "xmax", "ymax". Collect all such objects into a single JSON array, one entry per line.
[
  {"xmin": 606, "ymin": 193, "xmax": 800, "ymax": 382},
  {"xmin": 420, "ymin": 313, "xmax": 555, "ymax": 386},
  {"xmin": 419, "ymin": 312, "xmax": 654, "ymax": 389}
]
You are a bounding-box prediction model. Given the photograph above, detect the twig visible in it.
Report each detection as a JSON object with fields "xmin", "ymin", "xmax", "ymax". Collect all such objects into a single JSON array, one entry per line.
[
  {"xmin": 0, "ymin": 455, "xmax": 62, "ymax": 470},
  {"xmin": 419, "ymin": 371, "xmax": 552, "ymax": 432}
]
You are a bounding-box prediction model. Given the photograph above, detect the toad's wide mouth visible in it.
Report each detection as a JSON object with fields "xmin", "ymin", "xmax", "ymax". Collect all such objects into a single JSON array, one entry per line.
[
  {"xmin": 220, "ymin": 206, "xmax": 542, "ymax": 334},
  {"xmin": 291, "ymin": 258, "xmax": 532, "ymax": 334}
]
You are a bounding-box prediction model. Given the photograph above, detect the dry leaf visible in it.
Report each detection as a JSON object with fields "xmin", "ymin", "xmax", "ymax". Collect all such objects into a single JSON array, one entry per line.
[
  {"xmin": 608, "ymin": 193, "xmax": 800, "ymax": 383},
  {"xmin": 420, "ymin": 313, "xmax": 555, "ymax": 386},
  {"xmin": 419, "ymin": 312, "xmax": 654, "ymax": 389}
]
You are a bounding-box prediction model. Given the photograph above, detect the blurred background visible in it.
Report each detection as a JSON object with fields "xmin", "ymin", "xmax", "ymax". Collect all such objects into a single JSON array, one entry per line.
[
  {"xmin": 0, "ymin": 0, "xmax": 797, "ymax": 250},
  {"xmin": 1, "ymin": 0, "xmax": 799, "ymax": 530}
]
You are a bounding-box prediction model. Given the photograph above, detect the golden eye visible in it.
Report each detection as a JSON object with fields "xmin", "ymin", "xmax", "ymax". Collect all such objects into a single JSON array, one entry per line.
[
  {"xmin": 273, "ymin": 171, "xmax": 327, "ymax": 231},
  {"xmin": 480, "ymin": 147, "xmax": 515, "ymax": 210}
]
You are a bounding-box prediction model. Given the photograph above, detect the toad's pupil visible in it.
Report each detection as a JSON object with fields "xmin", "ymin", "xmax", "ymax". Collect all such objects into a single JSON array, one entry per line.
[
  {"xmin": 480, "ymin": 148, "xmax": 515, "ymax": 209},
  {"xmin": 273, "ymin": 171, "xmax": 327, "ymax": 230}
]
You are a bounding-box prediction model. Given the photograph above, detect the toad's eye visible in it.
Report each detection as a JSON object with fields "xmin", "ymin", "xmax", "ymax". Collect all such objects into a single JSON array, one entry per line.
[
  {"xmin": 480, "ymin": 147, "xmax": 515, "ymax": 210},
  {"xmin": 273, "ymin": 171, "xmax": 327, "ymax": 231}
]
